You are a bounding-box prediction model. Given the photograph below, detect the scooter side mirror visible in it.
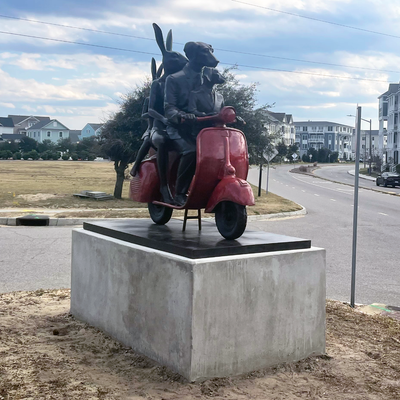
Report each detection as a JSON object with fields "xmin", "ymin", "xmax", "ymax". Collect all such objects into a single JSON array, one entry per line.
[{"xmin": 219, "ymin": 106, "xmax": 236, "ymax": 124}]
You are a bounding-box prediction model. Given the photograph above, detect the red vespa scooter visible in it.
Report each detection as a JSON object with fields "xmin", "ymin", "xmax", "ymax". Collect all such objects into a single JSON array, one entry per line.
[{"xmin": 129, "ymin": 106, "xmax": 255, "ymax": 240}]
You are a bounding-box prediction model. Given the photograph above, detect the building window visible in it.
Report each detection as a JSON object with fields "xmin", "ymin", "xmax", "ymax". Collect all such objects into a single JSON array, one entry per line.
[
  {"xmin": 53, "ymin": 121, "xmax": 57, "ymax": 127},
  {"xmin": 303, "ymin": 126, "xmax": 308, "ymax": 131},
  {"xmin": 328, "ymin": 126, "xmax": 333, "ymax": 131},
  {"xmin": 59, "ymin": 132, "xmax": 63, "ymax": 138},
  {"xmin": 47, "ymin": 132, "xmax": 51, "ymax": 137}
]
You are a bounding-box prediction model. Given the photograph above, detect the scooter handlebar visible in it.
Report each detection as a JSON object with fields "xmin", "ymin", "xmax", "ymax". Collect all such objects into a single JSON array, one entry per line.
[{"xmin": 181, "ymin": 106, "xmax": 238, "ymax": 125}]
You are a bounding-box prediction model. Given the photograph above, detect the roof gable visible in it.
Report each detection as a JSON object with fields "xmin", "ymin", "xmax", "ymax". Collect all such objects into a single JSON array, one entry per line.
[
  {"xmin": 28, "ymin": 119, "xmax": 69, "ymax": 131},
  {"xmin": 0, "ymin": 117, "xmax": 14, "ymax": 127}
]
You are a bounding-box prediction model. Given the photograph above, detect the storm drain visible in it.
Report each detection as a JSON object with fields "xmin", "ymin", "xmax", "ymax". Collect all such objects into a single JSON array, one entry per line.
[{"xmin": 16, "ymin": 215, "xmax": 50, "ymax": 226}]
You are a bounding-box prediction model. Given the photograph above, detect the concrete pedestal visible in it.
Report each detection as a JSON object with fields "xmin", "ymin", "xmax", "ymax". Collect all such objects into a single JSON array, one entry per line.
[{"xmin": 71, "ymin": 224, "xmax": 325, "ymax": 382}]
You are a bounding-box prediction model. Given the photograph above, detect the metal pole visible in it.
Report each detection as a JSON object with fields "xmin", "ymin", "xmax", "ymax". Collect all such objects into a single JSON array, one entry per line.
[
  {"xmin": 369, "ymin": 119, "xmax": 372, "ymax": 175},
  {"xmin": 266, "ymin": 161, "xmax": 270, "ymax": 194},
  {"xmin": 258, "ymin": 163, "xmax": 262, "ymax": 197},
  {"xmin": 351, "ymin": 106, "xmax": 362, "ymax": 308}
]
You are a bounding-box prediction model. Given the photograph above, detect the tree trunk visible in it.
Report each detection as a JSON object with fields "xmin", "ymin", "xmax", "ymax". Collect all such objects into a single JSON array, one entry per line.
[{"xmin": 114, "ymin": 160, "xmax": 127, "ymax": 199}]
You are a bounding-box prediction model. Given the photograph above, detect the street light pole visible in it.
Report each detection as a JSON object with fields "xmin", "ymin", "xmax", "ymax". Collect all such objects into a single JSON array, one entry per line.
[{"xmin": 369, "ymin": 119, "xmax": 372, "ymax": 176}]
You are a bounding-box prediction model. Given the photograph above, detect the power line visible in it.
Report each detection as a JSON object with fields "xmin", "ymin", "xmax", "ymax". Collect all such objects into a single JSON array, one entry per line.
[
  {"xmin": 0, "ymin": 14, "xmax": 155, "ymax": 41},
  {"xmin": 216, "ymin": 48, "xmax": 400, "ymax": 74},
  {"xmin": 221, "ymin": 63, "xmax": 389, "ymax": 83},
  {"xmin": 232, "ymin": 0, "xmax": 400, "ymax": 40},
  {"xmin": 0, "ymin": 30, "xmax": 390, "ymax": 83},
  {"xmin": 0, "ymin": 13, "xmax": 399, "ymax": 74},
  {"xmin": 0, "ymin": 30, "xmax": 159, "ymax": 56}
]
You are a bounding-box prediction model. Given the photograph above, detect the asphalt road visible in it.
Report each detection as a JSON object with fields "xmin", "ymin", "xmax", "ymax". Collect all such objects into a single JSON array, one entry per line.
[
  {"xmin": 0, "ymin": 225, "xmax": 72, "ymax": 293},
  {"xmin": 1, "ymin": 164, "xmax": 399, "ymax": 306},
  {"xmin": 247, "ymin": 165, "xmax": 400, "ymax": 306}
]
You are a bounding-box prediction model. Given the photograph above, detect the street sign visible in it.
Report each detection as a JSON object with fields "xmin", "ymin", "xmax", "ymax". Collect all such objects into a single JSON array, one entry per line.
[
  {"xmin": 264, "ymin": 148, "xmax": 278, "ymax": 162},
  {"xmin": 292, "ymin": 153, "xmax": 298, "ymax": 160}
]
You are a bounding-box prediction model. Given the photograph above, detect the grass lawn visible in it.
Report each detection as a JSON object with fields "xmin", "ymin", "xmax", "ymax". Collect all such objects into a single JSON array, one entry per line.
[{"xmin": 0, "ymin": 160, "xmax": 302, "ymax": 218}]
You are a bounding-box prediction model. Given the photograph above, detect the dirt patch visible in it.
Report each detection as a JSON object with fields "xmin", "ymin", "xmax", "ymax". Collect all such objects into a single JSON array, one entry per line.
[
  {"xmin": 16, "ymin": 193, "xmax": 66, "ymax": 201},
  {"xmin": 1, "ymin": 290, "xmax": 399, "ymax": 399}
]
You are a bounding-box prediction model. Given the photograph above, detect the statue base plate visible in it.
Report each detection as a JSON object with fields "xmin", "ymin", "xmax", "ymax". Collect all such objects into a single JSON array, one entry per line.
[{"xmin": 83, "ymin": 219, "xmax": 311, "ymax": 259}]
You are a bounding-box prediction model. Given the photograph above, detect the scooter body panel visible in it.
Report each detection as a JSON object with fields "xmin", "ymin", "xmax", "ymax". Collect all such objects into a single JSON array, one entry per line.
[{"xmin": 205, "ymin": 177, "xmax": 255, "ymax": 213}]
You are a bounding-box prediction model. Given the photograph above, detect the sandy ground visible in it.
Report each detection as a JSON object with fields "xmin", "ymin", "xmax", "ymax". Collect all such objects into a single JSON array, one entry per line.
[{"xmin": 1, "ymin": 290, "xmax": 400, "ymax": 400}]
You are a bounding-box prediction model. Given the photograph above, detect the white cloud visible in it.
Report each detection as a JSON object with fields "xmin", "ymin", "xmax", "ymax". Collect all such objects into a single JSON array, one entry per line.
[{"xmin": 0, "ymin": 102, "xmax": 15, "ymax": 108}]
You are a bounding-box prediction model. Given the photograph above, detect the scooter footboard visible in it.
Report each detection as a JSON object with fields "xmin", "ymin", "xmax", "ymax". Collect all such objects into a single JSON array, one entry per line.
[
  {"xmin": 205, "ymin": 177, "xmax": 255, "ymax": 213},
  {"xmin": 129, "ymin": 158, "xmax": 160, "ymax": 203}
]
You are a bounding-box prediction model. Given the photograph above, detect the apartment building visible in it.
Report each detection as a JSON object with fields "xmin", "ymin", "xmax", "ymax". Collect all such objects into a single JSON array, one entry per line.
[
  {"xmin": 264, "ymin": 111, "xmax": 295, "ymax": 145},
  {"xmin": 378, "ymin": 83, "xmax": 399, "ymax": 166},
  {"xmin": 294, "ymin": 121, "xmax": 354, "ymax": 159}
]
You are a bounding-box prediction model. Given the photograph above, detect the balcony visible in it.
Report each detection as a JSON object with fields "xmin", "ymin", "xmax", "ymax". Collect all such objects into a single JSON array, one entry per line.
[{"xmin": 308, "ymin": 137, "xmax": 324, "ymax": 143}]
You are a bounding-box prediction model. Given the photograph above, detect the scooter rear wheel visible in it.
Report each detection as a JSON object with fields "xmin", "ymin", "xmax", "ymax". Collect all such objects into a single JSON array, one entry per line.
[
  {"xmin": 215, "ymin": 201, "xmax": 247, "ymax": 240},
  {"xmin": 148, "ymin": 203, "xmax": 173, "ymax": 225}
]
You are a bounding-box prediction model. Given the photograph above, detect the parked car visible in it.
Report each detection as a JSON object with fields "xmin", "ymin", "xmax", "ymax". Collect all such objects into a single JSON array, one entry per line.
[{"xmin": 376, "ymin": 172, "xmax": 400, "ymax": 187}]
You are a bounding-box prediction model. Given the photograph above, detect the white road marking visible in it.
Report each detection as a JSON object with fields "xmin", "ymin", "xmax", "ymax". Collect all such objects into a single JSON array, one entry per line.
[
  {"xmin": 314, "ymin": 194, "xmax": 320, "ymax": 197},
  {"xmin": 330, "ymin": 199, "xmax": 336, "ymax": 201},
  {"xmin": 379, "ymin": 212, "xmax": 388, "ymax": 216},
  {"xmin": 302, "ymin": 190, "xmax": 306, "ymax": 192}
]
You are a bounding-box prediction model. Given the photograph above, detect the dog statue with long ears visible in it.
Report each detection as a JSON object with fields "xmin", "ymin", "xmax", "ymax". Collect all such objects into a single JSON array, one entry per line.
[{"xmin": 164, "ymin": 41, "xmax": 219, "ymax": 206}]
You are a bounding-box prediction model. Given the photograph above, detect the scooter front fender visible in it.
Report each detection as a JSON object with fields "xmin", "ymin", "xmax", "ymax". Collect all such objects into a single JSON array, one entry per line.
[{"xmin": 205, "ymin": 177, "xmax": 255, "ymax": 213}]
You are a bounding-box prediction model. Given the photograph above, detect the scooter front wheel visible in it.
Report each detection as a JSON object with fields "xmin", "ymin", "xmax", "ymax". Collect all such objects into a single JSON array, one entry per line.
[
  {"xmin": 148, "ymin": 203, "xmax": 173, "ymax": 225},
  {"xmin": 215, "ymin": 201, "xmax": 247, "ymax": 240}
]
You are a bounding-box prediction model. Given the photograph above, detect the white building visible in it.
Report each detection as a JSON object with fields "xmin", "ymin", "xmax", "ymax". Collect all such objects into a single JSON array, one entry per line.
[
  {"xmin": 26, "ymin": 119, "xmax": 70, "ymax": 143},
  {"xmin": 378, "ymin": 83, "xmax": 399, "ymax": 166},
  {"xmin": 264, "ymin": 111, "xmax": 295, "ymax": 145},
  {"xmin": 294, "ymin": 121, "xmax": 354, "ymax": 159}
]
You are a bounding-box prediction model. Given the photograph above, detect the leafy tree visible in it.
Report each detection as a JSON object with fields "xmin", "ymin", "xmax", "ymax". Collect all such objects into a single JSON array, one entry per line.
[
  {"xmin": 23, "ymin": 149, "xmax": 39, "ymax": 160},
  {"xmin": 57, "ymin": 137, "xmax": 76, "ymax": 154},
  {"xmin": 19, "ymin": 137, "xmax": 38, "ymax": 153},
  {"xmin": 38, "ymin": 139, "xmax": 56, "ymax": 154},
  {"xmin": 0, "ymin": 150, "xmax": 13, "ymax": 159},
  {"xmin": 0, "ymin": 140, "xmax": 19, "ymax": 153},
  {"xmin": 275, "ymin": 141, "xmax": 288, "ymax": 162},
  {"xmin": 76, "ymin": 137, "xmax": 99, "ymax": 160},
  {"xmin": 100, "ymin": 80, "xmax": 151, "ymax": 198},
  {"xmin": 217, "ymin": 67, "xmax": 278, "ymax": 164},
  {"xmin": 307, "ymin": 148, "xmax": 318, "ymax": 163},
  {"xmin": 13, "ymin": 151, "xmax": 22, "ymax": 160},
  {"xmin": 287, "ymin": 143, "xmax": 299, "ymax": 162},
  {"xmin": 330, "ymin": 151, "xmax": 339, "ymax": 163}
]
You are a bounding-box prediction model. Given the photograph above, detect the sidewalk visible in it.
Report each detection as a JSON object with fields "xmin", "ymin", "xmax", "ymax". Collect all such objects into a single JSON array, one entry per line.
[{"xmin": 347, "ymin": 170, "xmax": 376, "ymax": 181}]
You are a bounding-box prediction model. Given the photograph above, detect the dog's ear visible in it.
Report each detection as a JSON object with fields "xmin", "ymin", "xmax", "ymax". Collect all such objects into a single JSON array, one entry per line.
[
  {"xmin": 151, "ymin": 58, "xmax": 157, "ymax": 81},
  {"xmin": 153, "ymin": 23, "xmax": 166, "ymax": 55},
  {"xmin": 184, "ymin": 42, "xmax": 197, "ymax": 60},
  {"xmin": 203, "ymin": 67, "xmax": 213, "ymax": 83},
  {"xmin": 166, "ymin": 29, "xmax": 173, "ymax": 52}
]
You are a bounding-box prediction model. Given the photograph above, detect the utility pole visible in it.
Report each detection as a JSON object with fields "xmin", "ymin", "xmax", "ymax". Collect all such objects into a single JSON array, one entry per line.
[{"xmin": 351, "ymin": 106, "xmax": 362, "ymax": 308}]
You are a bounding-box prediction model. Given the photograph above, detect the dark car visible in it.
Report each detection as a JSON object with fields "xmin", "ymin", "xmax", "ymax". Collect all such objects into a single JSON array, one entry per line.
[{"xmin": 376, "ymin": 172, "xmax": 400, "ymax": 187}]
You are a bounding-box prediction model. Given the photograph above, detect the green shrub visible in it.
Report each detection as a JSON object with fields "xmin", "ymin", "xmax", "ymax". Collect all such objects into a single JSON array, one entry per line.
[
  {"xmin": 0, "ymin": 150, "xmax": 13, "ymax": 159},
  {"xmin": 71, "ymin": 153, "xmax": 78, "ymax": 161},
  {"xmin": 13, "ymin": 151, "xmax": 22, "ymax": 160},
  {"xmin": 62, "ymin": 154, "xmax": 69, "ymax": 160}
]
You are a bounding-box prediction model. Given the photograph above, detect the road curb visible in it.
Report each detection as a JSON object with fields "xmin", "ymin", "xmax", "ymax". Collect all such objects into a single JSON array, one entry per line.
[
  {"xmin": 0, "ymin": 206, "xmax": 307, "ymax": 226},
  {"xmin": 291, "ymin": 168, "xmax": 400, "ymax": 197}
]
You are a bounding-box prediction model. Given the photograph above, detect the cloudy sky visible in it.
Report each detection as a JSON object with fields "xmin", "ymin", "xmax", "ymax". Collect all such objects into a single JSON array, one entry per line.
[{"xmin": 1, "ymin": 0, "xmax": 399, "ymax": 129}]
